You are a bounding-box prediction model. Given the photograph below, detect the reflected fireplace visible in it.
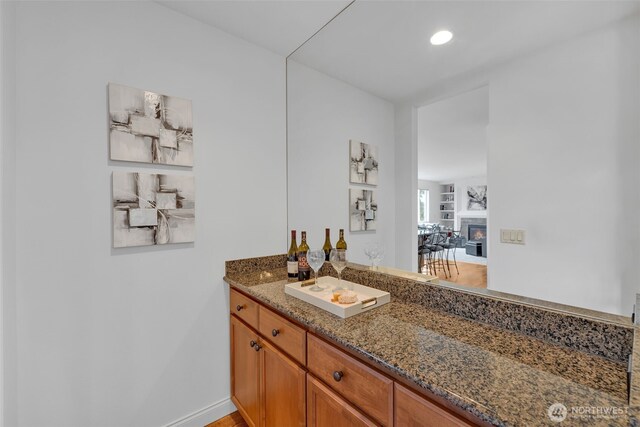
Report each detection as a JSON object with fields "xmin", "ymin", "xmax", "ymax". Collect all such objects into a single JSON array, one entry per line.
[
  {"xmin": 466, "ymin": 224, "xmax": 487, "ymax": 257},
  {"xmin": 468, "ymin": 224, "xmax": 487, "ymax": 241}
]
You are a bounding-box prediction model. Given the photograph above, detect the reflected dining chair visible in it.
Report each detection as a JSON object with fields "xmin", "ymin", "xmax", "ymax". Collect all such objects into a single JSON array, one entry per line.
[
  {"xmin": 418, "ymin": 233, "xmax": 432, "ymax": 274},
  {"xmin": 440, "ymin": 231, "xmax": 461, "ymax": 276}
]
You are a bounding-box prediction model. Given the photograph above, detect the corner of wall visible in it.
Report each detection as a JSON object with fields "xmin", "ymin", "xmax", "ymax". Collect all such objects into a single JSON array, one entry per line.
[
  {"xmin": 1, "ymin": 1, "xmax": 18, "ymax": 426},
  {"xmin": 393, "ymin": 103, "xmax": 418, "ymax": 272}
]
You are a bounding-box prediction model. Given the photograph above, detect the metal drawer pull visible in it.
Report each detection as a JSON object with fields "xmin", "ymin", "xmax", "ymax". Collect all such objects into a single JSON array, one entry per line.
[
  {"xmin": 333, "ymin": 371, "xmax": 344, "ymax": 382},
  {"xmin": 254, "ymin": 344, "xmax": 262, "ymax": 352},
  {"xmin": 250, "ymin": 340, "xmax": 256, "ymax": 348},
  {"xmin": 272, "ymin": 329, "xmax": 280, "ymax": 337},
  {"xmin": 236, "ymin": 304, "xmax": 244, "ymax": 312}
]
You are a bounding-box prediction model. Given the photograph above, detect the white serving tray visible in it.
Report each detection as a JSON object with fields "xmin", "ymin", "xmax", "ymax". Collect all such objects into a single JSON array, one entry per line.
[{"xmin": 284, "ymin": 276, "xmax": 390, "ymax": 319}]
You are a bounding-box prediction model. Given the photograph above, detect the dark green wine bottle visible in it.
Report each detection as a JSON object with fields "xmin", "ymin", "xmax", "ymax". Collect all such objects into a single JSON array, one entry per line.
[
  {"xmin": 322, "ymin": 228, "xmax": 332, "ymax": 261},
  {"xmin": 297, "ymin": 231, "xmax": 310, "ymax": 281},
  {"xmin": 287, "ymin": 230, "xmax": 298, "ymax": 280},
  {"xmin": 336, "ymin": 229, "xmax": 347, "ymax": 251}
]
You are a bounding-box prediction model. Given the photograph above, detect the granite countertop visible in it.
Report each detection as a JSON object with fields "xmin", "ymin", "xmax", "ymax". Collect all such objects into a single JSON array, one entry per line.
[{"xmin": 225, "ymin": 267, "xmax": 637, "ymax": 427}]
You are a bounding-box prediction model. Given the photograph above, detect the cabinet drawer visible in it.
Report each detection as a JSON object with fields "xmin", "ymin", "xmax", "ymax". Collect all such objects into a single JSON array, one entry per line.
[
  {"xmin": 307, "ymin": 334, "xmax": 393, "ymax": 426},
  {"xmin": 230, "ymin": 289, "xmax": 259, "ymax": 329},
  {"xmin": 307, "ymin": 375, "xmax": 378, "ymax": 427},
  {"xmin": 259, "ymin": 305, "xmax": 306, "ymax": 365},
  {"xmin": 394, "ymin": 383, "xmax": 475, "ymax": 427}
]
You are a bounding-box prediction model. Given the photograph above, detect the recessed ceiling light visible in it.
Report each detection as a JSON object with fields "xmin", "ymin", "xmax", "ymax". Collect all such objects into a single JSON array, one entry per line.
[{"xmin": 430, "ymin": 30, "xmax": 453, "ymax": 46}]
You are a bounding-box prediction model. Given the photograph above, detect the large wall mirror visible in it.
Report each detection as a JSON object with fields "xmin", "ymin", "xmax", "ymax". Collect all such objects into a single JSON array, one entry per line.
[{"xmin": 286, "ymin": 1, "xmax": 640, "ymax": 318}]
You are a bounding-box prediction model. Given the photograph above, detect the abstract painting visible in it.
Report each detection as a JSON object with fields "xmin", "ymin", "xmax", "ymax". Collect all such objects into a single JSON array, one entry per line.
[
  {"xmin": 109, "ymin": 83, "xmax": 193, "ymax": 166},
  {"xmin": 467, "ymin": 185, "xmax": 487, "ymax": 210},
  {"xmin": 349, "ymin": 140, "xmax": 378, "ymax": 185},
  {"xmin": 350, "ymin": 189, "xmax": 377, "ymax": 232},
  {"xmin": 113, "ymin": 172, "xmax": 195, "ymax": 247}
]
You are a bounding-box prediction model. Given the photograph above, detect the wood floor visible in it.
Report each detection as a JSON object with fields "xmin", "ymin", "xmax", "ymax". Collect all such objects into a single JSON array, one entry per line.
[
  {"xmin": 206, "ymin": 411, "xmax": 247, "ymax": 427},
  {"xmin": 421, "ymin": 260, "xmax": 487, "ymax": 289}
]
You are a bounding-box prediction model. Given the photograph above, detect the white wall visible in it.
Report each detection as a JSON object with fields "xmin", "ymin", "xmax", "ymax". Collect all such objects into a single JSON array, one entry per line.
[
  {"xmin": 8, "ymin": 2, "xmax": 286, "ymax": 426},
  {"xmin": 1, "ymin": 2, "xmax": 18, "ymax": 426},
  {"xmin": 394, "ymin": 105, "xmax": 418, "ymax": 273},
  {"xmin": 488, "ymin": 15, "xmax": 640, "ymax": 315},
  {"xmin": 418, "ymin": 179, "xmax": 440, "ymax": 224},
  {"xmin": 287, "ymin": 61, "xmax": 396, "ymax": 267}
]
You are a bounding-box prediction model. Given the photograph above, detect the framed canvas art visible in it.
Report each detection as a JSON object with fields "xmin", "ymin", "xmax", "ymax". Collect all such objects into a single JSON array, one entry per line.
[
  {"xmin": 350, "ymin": 189, "xmax": 377, "ymax": 232},
  {"xmin": 109, "ymin": 83, "xmax": 193, "ymax": 166},
  {"xmin": 112, "ymin": 172, "xmax": 195, "ymax": 247},
  {"xmin": 349, "ymin": 140, "xmax": 378, "ymax": 185}
]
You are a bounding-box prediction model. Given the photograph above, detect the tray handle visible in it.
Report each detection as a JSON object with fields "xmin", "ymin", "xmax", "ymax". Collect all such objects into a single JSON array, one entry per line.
[{"xmin": 360, "ymin": 297, "xmax": 378, "ymax": 309}]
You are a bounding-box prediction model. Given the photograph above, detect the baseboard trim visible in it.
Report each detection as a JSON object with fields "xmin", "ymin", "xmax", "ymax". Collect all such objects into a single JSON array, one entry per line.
[{"xmin": 163, "ymin": 397, "xmax": 236, "ymax": 427}]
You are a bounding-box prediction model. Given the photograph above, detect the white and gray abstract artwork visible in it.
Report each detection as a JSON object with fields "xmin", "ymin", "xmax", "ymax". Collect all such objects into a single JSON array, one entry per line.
[
  {"xmin": 109, "ymin": 83, "xmax": 193, "ymax": 166},
  {"xmin": 467, "ymin": 185, "xmax": 487, "ymax": 210},
  {"xmin": 350, "ymin": 189, "xmax": 377, "ymax": 232},
  {"xmin": 349, "ymin": 140, "xmax": 378, "ymax": 185},
  {"xmin": 113, "ymin": 172, "xmax": 195, "ymax": 248}
]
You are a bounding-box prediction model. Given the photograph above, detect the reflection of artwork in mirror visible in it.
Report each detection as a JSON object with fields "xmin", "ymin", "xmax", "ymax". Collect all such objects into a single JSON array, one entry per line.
[
  {"xmin": 350, "ymin": 189, "xmax": 377, "ymax": 232},
  {"xmin": 349, "ymin": 140, "xmax": 378, "ymax": 185},
  {"xmin": 467, "ymin": 185, "xmax": 487, "ymax": 211},
  {"xmin": 109, "ymin": 83, "xmax": 193, "ymax": 166},
  {"xmin": 113, "ymin": 172, "xmax": 195, "ymax": 248}
]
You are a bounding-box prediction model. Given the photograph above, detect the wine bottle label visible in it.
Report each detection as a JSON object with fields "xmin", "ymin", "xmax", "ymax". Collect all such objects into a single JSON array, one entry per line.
[
  {"xmin": 287, "ymin": 261, "xmax": 298, "ymax": 275},
  {"xmin": 298, "ymin": 253, "xmax": 310, "ymax": 271},
  {"xmin": 298, "ymin": 252, "xmax": 310, "ymax": 280}
]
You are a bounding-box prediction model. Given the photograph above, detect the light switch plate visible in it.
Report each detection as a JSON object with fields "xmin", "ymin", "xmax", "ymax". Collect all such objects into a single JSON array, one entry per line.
[{"xmin": 500, "ymin": 229, "xmax": 525, "ymax": 245}]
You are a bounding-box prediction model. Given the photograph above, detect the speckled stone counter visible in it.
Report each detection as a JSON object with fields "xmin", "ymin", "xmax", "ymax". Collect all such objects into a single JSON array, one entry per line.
[{"xmin": 225, "ymin": 255, "xmax": 638, "ymax": 426}]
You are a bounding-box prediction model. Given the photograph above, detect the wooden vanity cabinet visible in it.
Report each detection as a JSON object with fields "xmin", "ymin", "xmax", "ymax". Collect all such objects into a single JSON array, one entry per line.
[
  {"xmin": 230, "ymin": 315, "xmax": 306, "ymax": 427},
  {"xmin": 229, "ymin": 288, "xmax": 480, "ymax": 427}
]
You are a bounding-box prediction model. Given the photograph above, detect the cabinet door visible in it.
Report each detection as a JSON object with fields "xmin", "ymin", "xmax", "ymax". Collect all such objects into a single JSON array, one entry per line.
[
  {"xmin": 231, "ymin": 316, "xmax": 261, "ymax": 427},
  {"xmin": 261, "ymin": 340, "xmax": 306, "ymax": 427},
  {"xmin": 307, "ymin": 375, "xmax": 378, "ymax": 427},
  {"xmin": 394, "ymin": 383, "xmax": 475, "ymax": 427}
]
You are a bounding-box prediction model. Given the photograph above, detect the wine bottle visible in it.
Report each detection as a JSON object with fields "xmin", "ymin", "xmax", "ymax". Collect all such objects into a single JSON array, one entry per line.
[
  {"xmin": 287, "ymin": 230, "xmax": 298, "ymax": 280},
  {"xmin": 336, "ymin": 229, "xmax": 347, "ymax": 251},
  {"xmin": 297, "ymin": 231, "xmax": 311, "ymax": 281},
  {"xmin": 322, "ymin": 228, "xmax": 332, "ymax": 261}
]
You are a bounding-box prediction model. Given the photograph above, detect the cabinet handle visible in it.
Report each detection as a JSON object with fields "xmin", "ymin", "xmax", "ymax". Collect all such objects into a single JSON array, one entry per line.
[
  {"xmin": 272, "ymin": 329, "xmax": 280, "ymax": 337},
  {"xmin": 236, "ymin": 304, "xmax": 244, "ymax": 312},
  {"xmin": 250, "ymin": 340, "xmax": 256, "ymax": 348},
  {"xmin": 254, "ymin": 344, "xmax": 262, "ymax": 352},
  {"xmin": 333, "ymin": 371, "xmax": 343, "ymax": 382}
]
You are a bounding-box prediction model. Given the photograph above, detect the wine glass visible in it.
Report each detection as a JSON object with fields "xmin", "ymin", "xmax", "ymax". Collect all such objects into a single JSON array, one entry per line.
[
  {"xmin": 329, "ymin": 249, "xmax": 349, "ymax": 290},
  {"xmin": 306, "ymin": 249, "xmax": 326, "ymax": 292},
  {"xmin": 364, "ymin": 242, "xmax": 384, "ymax": 269}
]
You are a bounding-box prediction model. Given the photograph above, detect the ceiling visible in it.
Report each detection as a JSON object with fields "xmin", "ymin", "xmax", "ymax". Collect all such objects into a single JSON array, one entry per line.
[
  {"xmin": 158, "ymin": 1, "xmax": 639, "ymax": 102},
  {"xmin": 158, "ymin": 1, "xmax": 639, "ymax": 181},
  {"xmin": 157, "ymin": 0, "xmax": 351, "ymax": 57},
  {"xmin": 417, "ymin": 86, "xmax": 488, "ymax": 182},
  {"xmin": 290, "ymin": 1, "xmax": 640, "ymax": 103}
]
